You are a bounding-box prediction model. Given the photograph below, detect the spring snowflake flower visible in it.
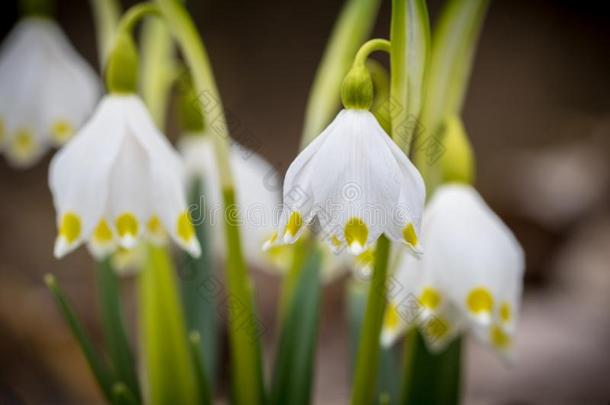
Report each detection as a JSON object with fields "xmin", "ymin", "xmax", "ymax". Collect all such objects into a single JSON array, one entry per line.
[
  {"xmin": 0, "ymin": 18, "xmax": 99, "ymax": 167},
  {"xmin": 49, "ymin": 95, "xmax": 200, "ymax": 259},
  {"xmin": 382, "ymin": 184, "xmax": 524, "ymax": 359},
  {"xmin": 179, "ymin": 134, "xmax": 281, "ymax": 268},
  {"xmin": 266, "ymin": 109, "xmax": 425, "ymax": 256}
]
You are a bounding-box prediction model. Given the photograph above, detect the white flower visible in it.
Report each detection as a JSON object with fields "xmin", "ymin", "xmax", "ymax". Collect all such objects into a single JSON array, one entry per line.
[
  {"xmin": 382, "ymin": 184, "xmax": 524, "ymax": 360},
  {"xmin": 266, "ymin": 109, "xmax": 425, "ymax": 256},
  {"xmin": 0, "ymin": 18, "xmax": 100, "ymax": 167},
  {"xmin": 49, "ymin": 95, "xmax": 200, "ymax": 259},
  {"xmin": 179, "ymin": 134, "xmax": 280, "ymax": 268}
]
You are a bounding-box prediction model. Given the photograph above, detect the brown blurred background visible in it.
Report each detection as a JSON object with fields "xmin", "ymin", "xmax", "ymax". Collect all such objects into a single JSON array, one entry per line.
[{"xmin": 1, "ymin": 0, "xmax": 610, "ymax": 403}]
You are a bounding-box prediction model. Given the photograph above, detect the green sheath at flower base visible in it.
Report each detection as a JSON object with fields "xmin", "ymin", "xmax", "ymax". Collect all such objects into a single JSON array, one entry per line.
[
  {"xmin": 341, "ymin": 64, "xmax": 373, "ymax": 110},
  {"xmin": 20, "ymin": 0, "xmax": 55, "ymax": 17},
  {"xmin": 105, "ymin": 32, "xmax": 139, "ymax": 94},
  {"xmin": 439, "ymin": 115, "xmax": 475, "ymax": 185},
  {"xmin": 341, "ymin": 39, "xmax": 391, "ymax": 110}
]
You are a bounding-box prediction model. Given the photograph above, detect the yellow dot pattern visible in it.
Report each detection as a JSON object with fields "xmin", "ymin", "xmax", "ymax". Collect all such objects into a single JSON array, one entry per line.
[
  {"xmin": 466, "ymin": 287, "xmax": 494, "ymax": 315},
  {"xmin": 402, "ymin": 223, "xmax": 418, "ymax": 246},
  {"xmin": 116, "ymin": 213, "xmax": 139, "ymax": 239},
  {"xmin": 500, "ymin": 302, "xmax": 511, "ymax": 323},
  {"xmin": 93, "ymin": 220, "xmax": 113, "ymax": 244},
  {"xmin": 59, "ymin": 212, "xmax": 81, "ymax": 244},
  {"xmin": 285, "ymin": 211, "xmax": 303, "ymax": 237},
  {"xmin": 419, "ymin": 287, "xmax": 441, "ymax": 310},
  {"xmin": 51, "ymin": 119, "xmax": 74, "ymax": 143},
  {"xmin": 177, "ymin": 211, "xmax": 195, "ymax": 242},
  {"xmin": 344, "ymin": 217, "xmax": 368, "ymax": 249}
]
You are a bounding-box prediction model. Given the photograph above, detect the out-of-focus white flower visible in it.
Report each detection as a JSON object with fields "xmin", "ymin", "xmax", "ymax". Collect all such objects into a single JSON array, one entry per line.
[
  {"xmin": 265, "ymin": 109, "xmax": 425, "ymax": 256},
  {"xmin": 382, "ymin": 184, "xmax": 524, "ymax": 360},
  {"xmin": 49, "ymin": 95, "xmax": 200, "ymax": 259},
  {"xmin": 179, "ymin": 134, "xmax": 280, "ymax": 269},
  {"xmin": 0, "ymin": 18, "xmax": 99, "ymax": 167}
]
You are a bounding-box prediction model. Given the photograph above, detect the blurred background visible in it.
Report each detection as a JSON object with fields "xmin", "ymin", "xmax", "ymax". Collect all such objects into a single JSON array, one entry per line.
[{"xmin": 1, "ymin": 0, "xmax": 609, "ymax": 403}]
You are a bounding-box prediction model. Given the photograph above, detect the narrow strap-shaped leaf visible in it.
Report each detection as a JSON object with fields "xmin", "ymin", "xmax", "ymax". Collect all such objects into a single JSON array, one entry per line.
[
  {"xmin": 180, "ymin": 177, "xmax": 218, "ymax": 386},
  {"xmin": 271, "ymin": 248, "xmax": 322, "ymax": 405},
  {"xmin": 139, "ymin": 245, "xmax": 199, "ymax": 404},
  {"xmin": 347, "ymin": 277, "xmax": 400, "ymax": 405},
  {"xmin": 188, "ymin": 331, "xmax": 213, "ymax": 405},
  {"xmin": 44, "ymin": 274, "xmax": 114, "ymax": 401},
  {"xmin": 400, "ymin": 330, "xmax": 462, "ymax": 405},
  {"xmin": 96, "ymin": 258, "xmax": 141, "ymax": 402},
  {"xmin": 112, "ymin": 382, "xmax": 139, "ymax": 405},
  {"xmin": 390, "ymin": 0, "xmax": 431, "ymax": 154},
  {"xmin": 415, "ymin": 0, "xmax": 490, "ymax": 192},
  {"xmin": 301, "ymin": 0, "xmax": 382, "ymax": 148}
]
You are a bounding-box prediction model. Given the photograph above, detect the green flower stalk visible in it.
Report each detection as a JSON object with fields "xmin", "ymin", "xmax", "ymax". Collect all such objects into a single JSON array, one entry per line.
[
  {"xmin": 153, "ymin": 1, "xmax": 265, "ymax": 403},
  {"xmin": 301, "ymin": 0, "xmax": 382, "ymax": 147}
]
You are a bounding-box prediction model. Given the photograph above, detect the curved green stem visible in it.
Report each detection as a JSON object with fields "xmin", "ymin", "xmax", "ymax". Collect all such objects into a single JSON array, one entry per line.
[
  {"xmin": 116, "ymin": 3, "xmax": 160, "ymax": 36},
  {"xmin": 300, "ymin": 0, "xmax": 382, "ymax": 149},
  {"xmin": 88, "ymin": 0, "xmax": 121, "ymax": 67},
  {"xmin": 353, "ymin": 39, "xmax": 391, "ymax": 67},
  {"xmin": 154, "ymin": 2, "xmax": 263, "ymax": 404}
]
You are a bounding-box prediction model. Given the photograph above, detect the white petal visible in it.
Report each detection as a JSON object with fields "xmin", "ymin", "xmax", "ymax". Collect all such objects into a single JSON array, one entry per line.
[
  {"xmin": 48, "ymin": 96, "xmax": 125, "ymax": 257},
  {"xmin": 127, "ymin": 97, "xmax": 201, "ymax": 257},
  {"xmin": 421, "ymin": 184, "xmax": 525, "ymax": 330}
]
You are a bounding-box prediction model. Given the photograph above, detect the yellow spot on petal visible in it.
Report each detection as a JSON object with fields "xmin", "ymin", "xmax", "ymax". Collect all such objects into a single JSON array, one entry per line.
[
  {"xmin": 284, "ymin": 211, "xmax": 303, "ymax": 237},
  {"xmin": 402, "ymin": 223, "xmax": 418, "ymax": 246},
  {"xmin": 177, "ymin": 211, "xmax": 195, "ymax": 242},
  {"xmin": 355, "ymin": 248, "xmax": 374, "ymax": 269},
  {"xmin": 467, "ymin": 287, "xmax": 494, "ymax": 315},
  {"xmin": 344, "ymin": 217, "xmax": 368, "ymax": 251},
  {"xmin": 51, "ymin": 119, "xmax": 73, "ymax": 144},
  {"xmin": 93, "ymin": 220, "xmax": 113, "ymax": 244},
  {"xmin": 419, "ymin": 287, "xmax": 441, "ymax": 310},
  {"xmin": 500, "ymin": 302, "xmax": 512, "ymax": 324},
  {"xmin": 268, "ymin": 232, "xmax": 278, "ymax": 244},
  {"xmin": 11, "ymin": 128, "xmax": 35, "ymax": 156},
  {"xmin": 116, "ymin": 213, "xmax": 139, "ymax": 239},
  {"xmin": 147, "ymin": 216, "xmax": 163, "ymax": 234},
  {"xmin": 59, "ymin": 212, "xmax": 81, "ymax": 244},
  {"xmin": 490, "ymin": 324, "xmax": 510, "ymax": 349},
  {"xmin": 383, "ymin": 304, "xmax": 401, "ymax": 330}
]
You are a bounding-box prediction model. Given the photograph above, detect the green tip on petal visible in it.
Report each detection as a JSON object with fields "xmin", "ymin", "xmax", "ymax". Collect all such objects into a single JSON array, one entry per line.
[
  {"xmin": 341, "ymin": 64, "xmax": 374, "ymax": 110},
  {"xmin": 105, "ymin": 32, "xmax": 139, "ymax": 94}
]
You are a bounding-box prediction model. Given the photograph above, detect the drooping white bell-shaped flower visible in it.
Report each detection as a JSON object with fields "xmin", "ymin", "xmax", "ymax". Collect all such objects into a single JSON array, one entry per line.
[
  {"xmin": 266, "ymin": 109, "xmax": 425, "ymax": 256},
  {"xmin": 382, "ymin": 184, "xmax": 524, "ymax": 359},
  {"xmin": 179, "ymin": 134, "xmax": 281, "ymax": 268},
  {"xmin": 0, "ymin": 18, "xmax": 99, "ymax": 167},
  {"xmin": 49, "ymin": 95, "xmax": 200, "ymax": 259}
]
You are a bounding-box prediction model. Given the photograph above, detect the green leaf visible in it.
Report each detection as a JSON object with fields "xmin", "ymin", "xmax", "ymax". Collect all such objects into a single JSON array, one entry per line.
[
  {"xmin": 155, "ymin": 1, "xmax": 266, "ymax": 400},
  {"xmin": 400, "ymin": 330, "xmax": 462, "ymax": 405},
  {"xmin": 44, "ymin": 274, "xmax": 114, "ymax": 401},
  {"xmin": 188, "ymin": 332, "xmax": 213, "ymax": 405},
  {"xmin": 139, "ymin": 245, "xmax": 199, "ymax": 405},
  {"xmin": 271, "ymin": 247, "xmax": 322, "ymax": 405},
  {"xmin": 415, "ymin": 0, "xmax": 490, "ymax": 192},
  {"xmin": 180, "ymin": 176, "xmax": 218, "ymax": 386},
  {"xmin": 351, "ymin": 236, "xmax": 391, "ymax": 405},
  {"xmin": 390, "ymin": 0, "xmax": 431, "ymax": 153},
  {"xmin": 95, "ymin": 258, "xmax": 141, "ymax": 402},
  {"xmin": 301, "ymin": 0, "xmax": 382, "ymax": 148}
]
